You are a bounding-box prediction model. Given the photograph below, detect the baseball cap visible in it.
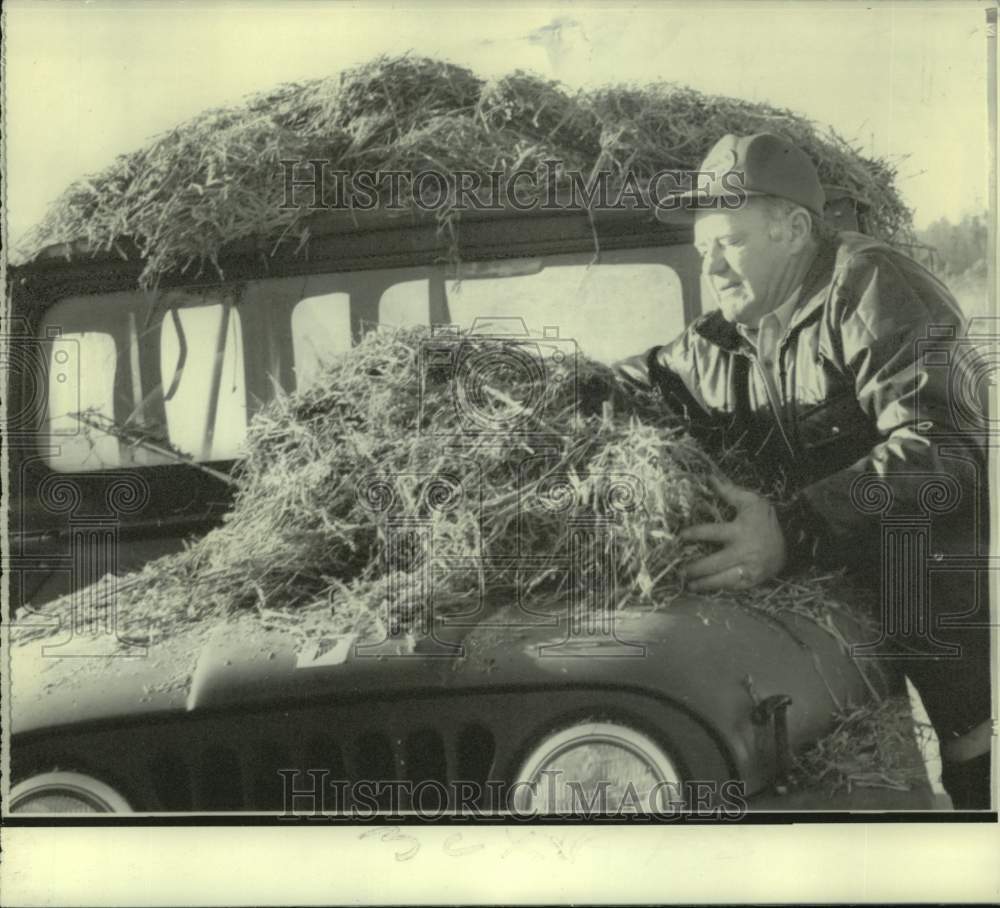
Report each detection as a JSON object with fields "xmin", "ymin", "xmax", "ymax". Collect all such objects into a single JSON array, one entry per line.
[{"xmin": 654, "ymin": 132, "xmax": 825, "ymax": 220}]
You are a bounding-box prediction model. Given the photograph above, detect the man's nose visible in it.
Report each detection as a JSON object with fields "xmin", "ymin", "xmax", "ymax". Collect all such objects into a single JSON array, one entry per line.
[{"xmin": 702, "ymin": 243, "xmax": 727, "ymax": 276}]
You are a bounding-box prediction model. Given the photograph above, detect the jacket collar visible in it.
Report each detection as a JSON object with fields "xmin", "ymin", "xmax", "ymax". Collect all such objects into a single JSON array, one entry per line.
[{"xmin": 693, "ymin": 235, "xmax": 839, "ymax": 352}]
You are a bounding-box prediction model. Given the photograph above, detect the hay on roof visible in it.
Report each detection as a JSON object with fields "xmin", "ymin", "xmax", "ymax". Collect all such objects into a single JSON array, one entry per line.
[{"xmin": 21, "ymin": 55, "xmax": 912, "ymax": 287}]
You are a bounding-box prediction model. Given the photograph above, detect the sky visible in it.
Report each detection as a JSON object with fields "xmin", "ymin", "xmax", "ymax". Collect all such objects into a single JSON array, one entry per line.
[{"xmin": 2, "ymin": 0, "xmax": 993, "ymax": 245}]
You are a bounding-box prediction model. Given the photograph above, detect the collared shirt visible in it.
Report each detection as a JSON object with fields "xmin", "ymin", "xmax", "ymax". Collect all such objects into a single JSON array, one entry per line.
[
  {"xmin": 736, "ymin": 286, "xmax": 801, "ymax": 356},
  {"xmin": 736, "ymin": 286, "xmax": 801, "ymax": 416}
]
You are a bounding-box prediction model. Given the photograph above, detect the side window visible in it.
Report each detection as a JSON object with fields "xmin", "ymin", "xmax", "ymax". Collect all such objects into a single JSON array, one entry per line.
[
  {"xmin": 372, "ymin": 257, "xmax": 686, "ymax": 364},
  {"xmin": 161, "ymin": 303, "xmax": 247, "ymax": 461},
  {"xmin": 444, "ymin": 263, "xmax": 684, "ymax": 364},
  {"xmin": 39, "ymin": 292, "xmax": 249, "ymax": 471},
  {"xmin": 290, "ymin": 292, "xmax": 351, "ymax": 391},
  {"xmin": 379, "ymin": 279, "xmax": 430, "ymax": 328},
  {"xmin": 45, "ymin": 330, "xmax": 120, "ymax": 471},
  {"xmin": 33, "ymin": 253, "xmax": 689, "ymax": 473}
]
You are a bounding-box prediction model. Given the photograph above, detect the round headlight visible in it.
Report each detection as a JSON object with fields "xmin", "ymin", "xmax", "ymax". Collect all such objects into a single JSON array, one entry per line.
[
  {"xmin": 9, "ymin": 772, "xmax": 133, "ymax": 814},
  {"xmin": 512, "ymin": 721, "xmax": 682, "ymax": 814}
]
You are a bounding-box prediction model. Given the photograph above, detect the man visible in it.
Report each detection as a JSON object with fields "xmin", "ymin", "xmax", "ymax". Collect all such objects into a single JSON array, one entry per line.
[{"xmin": 616, "ymin": 133, "xmax": 992, "ymax": 809}]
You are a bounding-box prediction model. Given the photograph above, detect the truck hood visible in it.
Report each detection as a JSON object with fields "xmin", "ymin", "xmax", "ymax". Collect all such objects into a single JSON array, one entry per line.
[{"xmin": 11, "ymin": 594, "xmax": 887, "ymax": 790}]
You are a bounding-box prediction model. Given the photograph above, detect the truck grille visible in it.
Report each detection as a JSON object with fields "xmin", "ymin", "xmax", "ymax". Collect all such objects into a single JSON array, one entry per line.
[
  {"xmin": 140, "ymin": 707, "xmax": 497, "ymax": 811},
  {"xmin": 15, "ymin": 688, "xmax": 731, "ymax": 813}
]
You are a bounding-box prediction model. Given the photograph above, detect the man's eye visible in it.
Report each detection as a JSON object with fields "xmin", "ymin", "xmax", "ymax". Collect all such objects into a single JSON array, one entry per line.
[{"xmin": 696, "ymin": 238, "xmax": 739, "ymax": 255}]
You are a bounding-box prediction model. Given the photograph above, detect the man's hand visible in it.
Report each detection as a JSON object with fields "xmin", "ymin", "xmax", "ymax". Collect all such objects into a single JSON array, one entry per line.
[{"xmin": 680, "ymin": 477, "xmax": 787, "ymax": 592}]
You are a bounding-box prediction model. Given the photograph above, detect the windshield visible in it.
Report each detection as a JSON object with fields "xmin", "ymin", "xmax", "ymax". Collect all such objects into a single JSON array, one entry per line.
[{"xmin": 37, "ymin": 246, "xmax": 692, "ymax": 472}]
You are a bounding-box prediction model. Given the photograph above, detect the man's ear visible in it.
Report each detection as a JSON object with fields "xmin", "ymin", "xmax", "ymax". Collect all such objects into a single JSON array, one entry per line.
[{"xmin": 787, "ymin": 207, "xmax": 812, "ymax": 252}]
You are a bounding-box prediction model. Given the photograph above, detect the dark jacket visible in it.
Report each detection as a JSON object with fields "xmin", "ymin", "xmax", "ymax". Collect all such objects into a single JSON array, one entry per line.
[{"xmin": 614, "ymin": 231, "xmax": 989, "ymax": 575}]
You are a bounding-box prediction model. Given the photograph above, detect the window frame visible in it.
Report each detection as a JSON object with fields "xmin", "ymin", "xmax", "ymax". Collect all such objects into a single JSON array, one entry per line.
[
  {"xmin": 33, "ymin": 243, "xmax": 698, "ymax": 474},
  {"xmin": 37, "ymin": 288, "xmax": 253, "ymax": 473}
]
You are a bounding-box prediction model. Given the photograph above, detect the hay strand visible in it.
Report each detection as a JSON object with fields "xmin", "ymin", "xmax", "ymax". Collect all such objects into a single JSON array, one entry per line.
[{"xmin": 19, "ymin": 55, "xmax": 912, "ymax": 287}]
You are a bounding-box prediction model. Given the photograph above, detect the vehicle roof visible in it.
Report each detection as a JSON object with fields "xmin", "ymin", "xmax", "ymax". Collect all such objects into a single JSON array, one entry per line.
[{"xmin": 11, "ymin": 203, "xmax": 694, "ymax": 299}]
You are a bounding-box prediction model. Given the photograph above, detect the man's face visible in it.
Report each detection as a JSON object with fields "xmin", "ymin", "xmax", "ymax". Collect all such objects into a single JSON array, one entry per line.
[{"xmin": 693, "ymin": 203, "xmax": 796, "ymax": 326}]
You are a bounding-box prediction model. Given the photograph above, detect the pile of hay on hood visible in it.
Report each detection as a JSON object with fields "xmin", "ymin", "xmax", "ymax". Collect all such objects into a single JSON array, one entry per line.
[
  {"xmin": 791, "ymin": 697, "xmax": 933, "ymax": 795},
  {"xmin": 13, "ymin": 325, "xmax": 869, "ymax": 652},
  {"xmin": 19, "ymin": 55, "xmax": 912, "ymax": 286}
]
